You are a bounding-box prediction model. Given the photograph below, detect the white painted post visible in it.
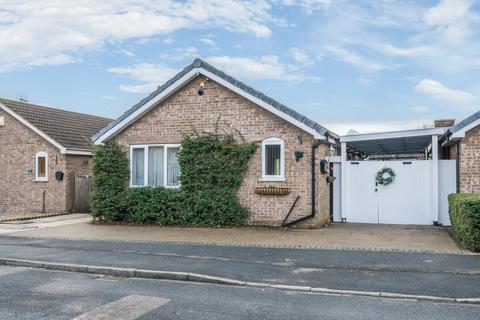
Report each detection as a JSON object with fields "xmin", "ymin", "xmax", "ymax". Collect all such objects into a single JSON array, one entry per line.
[
  {"xmin": 340, "ymin": 142, "xmax": 347, "ymax": 222},
  {"xmin": 431, "ymin": 135, "xmax": 439, "ymax": 224}
]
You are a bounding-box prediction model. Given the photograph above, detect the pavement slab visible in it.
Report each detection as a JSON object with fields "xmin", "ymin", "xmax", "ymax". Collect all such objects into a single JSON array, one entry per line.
[{"xmin": 3, "ymin": 219, "xmax": 464, "ymax": 253}]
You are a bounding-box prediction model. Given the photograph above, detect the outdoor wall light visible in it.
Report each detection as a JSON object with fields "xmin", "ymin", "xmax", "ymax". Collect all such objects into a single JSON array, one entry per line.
[{"xmin": 295, "ymin": 151, "xmax": 304, "ymax": 161}]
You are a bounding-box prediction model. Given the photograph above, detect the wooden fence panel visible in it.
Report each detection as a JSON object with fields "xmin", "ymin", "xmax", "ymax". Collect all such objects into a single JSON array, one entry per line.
[{"xmin": 74, "ymin": 176, "xmax": 92, "ymax": 213}]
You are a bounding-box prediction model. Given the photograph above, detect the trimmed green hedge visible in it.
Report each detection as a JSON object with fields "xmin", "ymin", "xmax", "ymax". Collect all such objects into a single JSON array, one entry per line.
[
  {"xmin": 91, "ymin": 131, "xmax": 256, "ymax": 226},
  {"xmin": 448, "ymin": 193, "xmax": 480, "ymax": 252}
]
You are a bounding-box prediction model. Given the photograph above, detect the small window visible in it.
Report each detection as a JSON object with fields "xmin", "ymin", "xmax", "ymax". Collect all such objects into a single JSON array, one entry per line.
[
  {"xmin": 35, "ymin": 152, "xmax": 48, "ymax": 181},
  {"xmin": 262, "ymin": 137, "xmax": 285, "ymax": 181},
  {"xmin": 130, "ymin": 144, "xmax": 181, "ymax": 188}
]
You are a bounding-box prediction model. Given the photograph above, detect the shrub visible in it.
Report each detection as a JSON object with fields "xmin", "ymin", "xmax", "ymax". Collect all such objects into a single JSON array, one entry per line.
[
  {"xmin": 91, "ymin": 141, "xmax": 129, "ymax": 221},
  {"xmin": 448, "ymin": 193, "xmax": 480, "ymax": 252},
  {"xmin": 91, "ymin": 130, "xmax": 256, "ymax": 226},
  {"xmin": 121, "ymin": 187, "xmax": 184, "ymax": 224}
]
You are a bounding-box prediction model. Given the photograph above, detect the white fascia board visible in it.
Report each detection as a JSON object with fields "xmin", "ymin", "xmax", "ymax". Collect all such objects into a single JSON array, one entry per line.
[
  {"xmin": 94, "ymin": 67, "xmax": 325, "ymax": 144},
  {"xmin": 64, "ymin": 149, "xmax": 92, "ymax": 155},
  {"xmin": 451, "ymin": 119, "xmax": 480, "ymax": 139},
  {"xmin": 340, "ymin": 127, "xmax": 447, "ymax": 142},
  {"xmin": 0, "ymin": 102, "xmax": 65, "ymax": 152}
]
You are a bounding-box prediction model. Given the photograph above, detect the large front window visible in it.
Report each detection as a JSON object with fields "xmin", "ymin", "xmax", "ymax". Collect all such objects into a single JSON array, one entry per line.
[{"xmin": 130, "ymin": 144, "xmax": 180, "ymax": 187}]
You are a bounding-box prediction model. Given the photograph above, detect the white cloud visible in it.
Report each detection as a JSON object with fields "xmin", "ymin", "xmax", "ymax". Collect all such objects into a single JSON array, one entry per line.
[
  {"xmin": 163, "ymin": 37, "xmax": 175, "ymax": 45},
  {"xmin": 414, "ymin": 79, "xmax": 476, "ymax": 105},
  {"xmin": 159, "ymin": 47, "xmax": 199, "ymax": 61},
  {"xmin": 308, "ymin": 1, "xmax": 480, "ymax": 74},
  {"xmin": 410, "ymin": 106, "xmax": 429, "ymax": 113},
  {"xmin": 119, "ymin": 49, "xmax": 135, "ymax": 57},
  {"xmin": 205, "ymin": 55, "xmax": 319, "ymax": 81},
  {"xmin": 324, "ymin": 46, "xmax": 388, "ymax": 72},
  {"xmin": 0, "ymin": 0, "xmax": 284, "ymax": 72},
  {"xmin": 423, "ymin": 0, "xmax": 477, "ymax": 44},
  {"xmin": 424, "ymin": 0, "xmax": 472, "ymax": 26},
  {"xmin": 289, "ymin": 47, "xmax": 312, "ymax": 66},
  {"xmin": 200, "ymin": 38, "xmax": 216, "ymax": 47},
  {"xmin": 102, "ymin": 95, "xmax": 117, "ymax": 100},
  {"xmin": 280, "ymin": 0, "xmax": 332, "ymax": 14},
  {"xmin": 108, "ymin": 63, "xmax": 178, "ymax": 93}
]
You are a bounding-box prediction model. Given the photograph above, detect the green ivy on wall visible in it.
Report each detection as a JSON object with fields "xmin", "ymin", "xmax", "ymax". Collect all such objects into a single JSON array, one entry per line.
[{"xmin": 90, "ymin": 130, "xmax": 256, "ymax": 226}]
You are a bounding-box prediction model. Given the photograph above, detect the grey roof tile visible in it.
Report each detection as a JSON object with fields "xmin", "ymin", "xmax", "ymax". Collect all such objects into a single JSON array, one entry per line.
[
  {"xmin": 94, "ymin": 58, "xmax": 337, "ymax": 141},
  {"xmin": 449, "ymin": 110, "xmax": 480, "ymax": 134},
  {"xmin": 0, "ymin": 98, "xmax": 113, "ymax": 151}
]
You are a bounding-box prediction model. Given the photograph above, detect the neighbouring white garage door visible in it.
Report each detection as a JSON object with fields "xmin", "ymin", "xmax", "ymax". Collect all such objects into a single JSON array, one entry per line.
[{"xmin": 343, "ymin": 160, "xmax": 433, "ymax": 225}]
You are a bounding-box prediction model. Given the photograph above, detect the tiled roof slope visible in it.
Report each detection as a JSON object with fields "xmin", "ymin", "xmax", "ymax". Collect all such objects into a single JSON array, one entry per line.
[
  {"xmin": 0, "ymin": 98, "xmax": 112, "ymax": 151},
  {"xmin": 448, "ymin": 110, "xmax": 480, "ymax": 134},
  {"xmin": 94, "ymin": 58, "xmax": 337, "ymax": 141}
]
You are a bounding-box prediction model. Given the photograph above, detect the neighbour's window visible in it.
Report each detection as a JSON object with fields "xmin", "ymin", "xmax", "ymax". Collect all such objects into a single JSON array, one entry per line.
[
  {"xmin": 130, "ymin": 145, "xmax": 181, "ymax": 188},
  {"xmin": 35, "ymin": 152, "xmax": 48, "ymax": 181},
  {"xmin": 261, "ymin": 137, "xmax": 285, "ymax": 180}
]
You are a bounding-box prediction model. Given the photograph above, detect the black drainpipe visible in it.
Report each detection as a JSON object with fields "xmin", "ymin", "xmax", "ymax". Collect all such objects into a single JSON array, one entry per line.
[
  {"xmin": 284, "ymin": 139, "xmax": 323, "ymax": 227},
  {"xmin": 456, "ymin": 141, "xmax": 461, "ymax": 193}
]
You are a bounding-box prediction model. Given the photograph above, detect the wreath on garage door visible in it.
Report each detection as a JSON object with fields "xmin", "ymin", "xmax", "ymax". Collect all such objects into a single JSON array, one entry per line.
[{"xmin": 375, "ymin": 167, "xmax": 396, "ymax": 186}]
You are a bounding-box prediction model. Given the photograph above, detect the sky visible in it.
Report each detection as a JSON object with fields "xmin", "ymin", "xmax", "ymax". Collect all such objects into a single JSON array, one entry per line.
[{"xmin": 0, "ymin": 0, "xmax": 479, "ymax": 135}]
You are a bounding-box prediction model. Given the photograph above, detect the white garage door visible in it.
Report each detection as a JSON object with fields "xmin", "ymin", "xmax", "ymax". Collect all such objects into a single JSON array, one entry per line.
[{"xmin": 343, "ymin": 160, "xmax": 433, "ymax": 225}]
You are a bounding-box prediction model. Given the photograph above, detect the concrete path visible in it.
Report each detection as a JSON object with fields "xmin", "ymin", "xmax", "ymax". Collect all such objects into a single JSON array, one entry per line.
[
  {"xmin": 5, "ymin": 218, "xmax": 462, "ymax": 254},
  {"xmin": 0, "ymin": 214, "xmax": 91, "ymax": 235},
  {"xmin": 0, "ymin": 236, "xmax": 478, "ymax": 298},
  {"xmin": 2, "ymin": 265, "xmax": 480, "ymax": 320}
]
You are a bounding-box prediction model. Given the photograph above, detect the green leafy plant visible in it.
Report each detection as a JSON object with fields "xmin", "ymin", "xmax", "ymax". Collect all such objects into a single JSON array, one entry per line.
[
  {"xmin": 90, "ymin": 129, "xmax": 256, "ymax": 226},
  {"xmin": 91, "ymin": 140, "xmax": 130, "ymax": 221},
  {"xmin": 448, "ymin": 193, "xmax": 480, "ymax": 252}
]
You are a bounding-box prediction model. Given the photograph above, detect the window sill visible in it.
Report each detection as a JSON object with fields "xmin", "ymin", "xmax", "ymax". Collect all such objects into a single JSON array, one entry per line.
[
  {"xmin": 259, "ymin": 177, "xmax": 286, "ymax": 182},
  {"xmin": 130, "ymin": 185, "xmax": 181, "ymax": 188},
  {"xmin": 35, "ymin": 179, "xmax": 48, "ymax": 182}
]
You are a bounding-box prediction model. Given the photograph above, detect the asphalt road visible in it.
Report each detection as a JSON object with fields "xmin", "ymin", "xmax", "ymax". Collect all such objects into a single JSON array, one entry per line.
[
  {"xmin": 0, "ymin": 236, "xmax": 479, "ymax": 298},
  {"xmin": 0, "ymin": 265, "xmax": 479, "ymax": 320}
]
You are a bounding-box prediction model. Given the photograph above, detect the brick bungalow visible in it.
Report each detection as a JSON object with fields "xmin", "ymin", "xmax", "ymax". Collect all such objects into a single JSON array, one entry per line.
[
  {"xmin": 93, "ymin": 59, "xmax": 339, "ymax": 227},
  {"xmin": 0, "ymin": 98, "xmax": 112, "ymax": 217},
  {"xmin": 441, "ymin": 112, "xmax": 480, "ymax": 193}
]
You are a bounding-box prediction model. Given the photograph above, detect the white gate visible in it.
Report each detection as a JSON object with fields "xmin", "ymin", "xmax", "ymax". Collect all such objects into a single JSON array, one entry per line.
[
  {"xmin": 439, "ymin": 160, "xmax": 457, "ymax": 226},
  {"xmin": 343, "ymin": 160, "xmax": 433, "ymax": 225}
]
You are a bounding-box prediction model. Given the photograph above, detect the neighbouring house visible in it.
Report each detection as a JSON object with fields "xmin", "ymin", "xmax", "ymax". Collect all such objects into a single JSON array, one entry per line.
[
  {"xmin": 0, "ymin": 98, "xmax": 112, "ymax": 217},
  {"xmin": 441, "ymin": 112, "xmax": 480, "ymax": 193},
  {"xmin": 93, "ymin": 59, "xmax": 339, "ymax": 227}
]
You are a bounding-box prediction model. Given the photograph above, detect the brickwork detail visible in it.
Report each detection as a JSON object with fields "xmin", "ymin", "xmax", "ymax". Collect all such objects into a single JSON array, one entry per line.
[
  {"xmin": 456, "ymin": 126, "xmax": 480, "ymax": 193},
  {"xmin": 115, "ymin": 76, "xmax": 331, "ymax": 227}
]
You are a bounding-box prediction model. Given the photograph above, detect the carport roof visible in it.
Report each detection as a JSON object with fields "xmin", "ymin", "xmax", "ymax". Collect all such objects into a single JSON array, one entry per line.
[{"xmin": 340, "ymin": 127, "xmax": 447, "ymax": 156}]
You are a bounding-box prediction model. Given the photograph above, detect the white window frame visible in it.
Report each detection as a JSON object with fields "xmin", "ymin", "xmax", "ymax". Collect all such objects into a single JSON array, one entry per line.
[
  {"xmin": 35, "ymin": 151, "xmax": 48, "ymax": 182},
  {"xmin": 261, "ymin": 137, "xmax": 285, "ymax": 181},
  {"xmin": 129, "ymin": 144, "xmax": 181, "ymax": 188}
]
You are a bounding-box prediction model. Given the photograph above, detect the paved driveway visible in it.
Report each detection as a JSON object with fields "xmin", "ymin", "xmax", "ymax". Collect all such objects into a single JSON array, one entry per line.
[{"xmin": 3, "ymin": 216, "xmax": 464, "ymax": 254}]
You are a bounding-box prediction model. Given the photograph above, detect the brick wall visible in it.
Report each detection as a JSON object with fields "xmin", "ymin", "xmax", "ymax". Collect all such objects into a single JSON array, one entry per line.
[
  {"xmin": 0, "ymin": 109, "xmax": 93, "ymax": 217},
  {"xmin": 115, "ymin": 76, "xmax": 331, "ymax": 227},
  {"xmin": 0, "ymin": 109, "xmax": 67, "ymax": 216},
  {"xmin": 456, "ymin": 126, "xmax": 480, "ymax": 193}
]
